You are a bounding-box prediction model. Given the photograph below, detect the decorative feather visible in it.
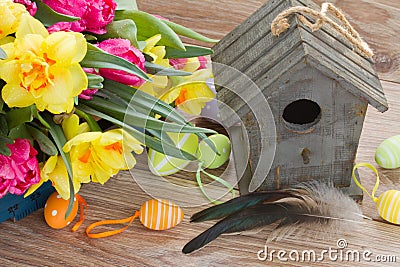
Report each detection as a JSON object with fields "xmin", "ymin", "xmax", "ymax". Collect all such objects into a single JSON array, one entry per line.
[{"xmin": 182, "ymin": 182, "xmax": 363, "ymax": 254}]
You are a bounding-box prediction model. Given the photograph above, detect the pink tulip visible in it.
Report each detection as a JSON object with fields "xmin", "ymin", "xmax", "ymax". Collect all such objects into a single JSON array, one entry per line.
[
  {"xmin": 97, "ymin": 39, "xmax": 146, "ymax": 86},
  {"xmin": 43, "ymin": 0, "xmax": 116, "ymax": 34},
  {"xmin": 0, "ymin": 139, "xmax": 40, "ymax": 198}
]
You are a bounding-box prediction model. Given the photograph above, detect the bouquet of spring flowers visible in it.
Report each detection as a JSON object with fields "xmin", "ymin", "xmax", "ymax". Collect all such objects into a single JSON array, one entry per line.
[{"xmin": 0, "ymin": 0, "xmax": 218, "ymax": 215}]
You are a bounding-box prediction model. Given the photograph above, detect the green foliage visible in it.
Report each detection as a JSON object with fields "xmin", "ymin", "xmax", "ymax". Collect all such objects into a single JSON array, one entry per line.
[
  {"xmin": 5, "ymin": 106, "xmax": 37, "ymax": 130},
  {"xmin": 98, "ymin": 20, "xmax": 139, "ymax": 48},
  {"xmin": 114, "ymin": 10, "xmax": 186, "ymax": 51},
  {"xmin": 144, "ymin": 62, "xmax": 191, "ymax": 76},
  {"xmin": 87, "ymin": 73, "xmax": 104, "ymax": 89},
  {"xmin": 26, "ymin": 125, "xmax": 58, "ymax": 156},
  {"xmin": 165, "ymin": 46, "xmax": 213, "ymax": 59},
  {"xmin": 34, "ymin": 0, "xmax": 79, "ymax": 27},
  {"xmin": 42, "ymin": 113, "xmax": 75, "ymax": 218},
  {"xmin": 115, "ymin": 0, "xmax": 138, "ymax": 11},
  {"xmin": 162, "ymin": 20, "xmax": 218, "ymax": 43}
]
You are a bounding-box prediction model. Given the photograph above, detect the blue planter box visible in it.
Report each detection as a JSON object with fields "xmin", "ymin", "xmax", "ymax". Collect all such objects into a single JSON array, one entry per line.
[{"xmin": 0, "ymin": 181, "xmax": 55, "ymax": 223}]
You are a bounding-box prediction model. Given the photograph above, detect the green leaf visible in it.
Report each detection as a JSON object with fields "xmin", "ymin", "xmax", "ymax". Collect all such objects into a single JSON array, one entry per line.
[
  {"xmin": 79, "ymin": 105, "xmax": 197, "ymax": 161},
  {"xmin": 81, "ymin": 48, "xmax": 150, "ymax": 81},
  {"xmin": 162, "ymin": 20, "xmax": 218, "ymax": 43},
  {"xmin": 34, "ymin": 0, "xmax": 80, "ymax": 27},
  {"xmin": 0, "ymin": 135, "xmax": 12, "ymax": 156},
  {"xmin": 165, "ymin": 45, "xmax": 213, "ymax": 59},
  {"xmin": 146, "ymin": 129, "xmax": 175, "ymax": 145},
  {"xmin": 84, "ymin": 34, "xmax": 97, "ymax": 42},
  {"xmin": 8, "ymin": 124, "xmax": 32, "ymax": 141},
  {"xmin": 0, "ymin": 47, "xmax": 7, "ymax": 60},
  {"xmin": 115, "ymin": 0, "xmax": 138, "ymax": 10},
  {"xmin": 114, "ymin": 10, "xmax": 185, "ymax": 51},
  {"xmin": 138, "ymin": 41, "xmax": 146, "ymax": 51},
  {"xmin": 83, "ymin": 96, "xmax": 215, "ymax": 134},
  {"xmin": 42, "ymin": 113, "xmax": 75, "ymax": 218},
  {"xmin": 26, "ymin": 125, "xmax": 57, "ymax": 156},
  {"xmin": 96, "ymin": 20, "xmax": 138, "ymax": 48},
  {"xmin": 102, "ymin": 79, "xmax": 190, "ymax": 124},
  {"xmin": 101, "ymin": 80, "xmax": 218, "ymax": 152},
  {"xmin": 74, "ymin": 109, "xmax": 102, "ymax": 132},
  {"xmin": 0, "ymin": 115, "xmax": 7, "ymax": 136},
  {"xmin": 87, "ymin": 73, "xmax": 104, "ymax": 89},
  {"xmin": 5, "ymin": 106, "xmax": 36, "ymax": 129},
  {"xmin": 145, "ymin": 61, "xmax": 191, "ymax": 76}
]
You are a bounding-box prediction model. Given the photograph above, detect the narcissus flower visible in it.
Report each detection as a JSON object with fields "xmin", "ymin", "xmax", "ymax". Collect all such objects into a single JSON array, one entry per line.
[
  {"xmin": 0, "ymin": 0, "xmax": 29, "ymax": 39},
  {"xmin": 161, "ymin": 69, "xmax": 214, "ymax": 115},
  {"xmin": 138, "ymin": 35, "xmax": 170, "ymax": 97},
  {"xmin": 61, "ymin": 114, "xmax": 90, "ymax": 141},
  {"xmin": 25, "ymin": 155, "xmax": 85, "ymax": 200},
  {"xmin": 63, "ymin": 129, "xmax": 143, "ymax": 184},
  {"xmin": 0, "ymin": 14, "xmax": 88, "ymax": 114}
]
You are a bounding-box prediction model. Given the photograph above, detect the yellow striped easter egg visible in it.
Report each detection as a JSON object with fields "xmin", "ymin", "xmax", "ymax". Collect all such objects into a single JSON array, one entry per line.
[
  {"xmin": 376, "ymin": 190, "xmax": 400, "ymax": 224},
  {"xmin": 148, "ymin": 132, "xmax": 198, "ymax": 176},
  {"xmin": 139, "ymin": 199, "xmax": 184, "ymax": 230},
  {"xmin": 375, "ymin": 135, "xmax": 400, "ymax": 169}
]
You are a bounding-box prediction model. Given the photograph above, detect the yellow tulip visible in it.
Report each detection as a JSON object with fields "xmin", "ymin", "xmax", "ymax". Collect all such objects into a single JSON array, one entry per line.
[
  {"xmin": 0, "ymin": 0, "xmax": 28, "ymax": 39},
  {"xmin": 0, "ymin": 14, "xmax": 88, "ymax": 114},
  {"xmin": 63, "ymin": 129, "xmax": 143, "ymax": 184}
]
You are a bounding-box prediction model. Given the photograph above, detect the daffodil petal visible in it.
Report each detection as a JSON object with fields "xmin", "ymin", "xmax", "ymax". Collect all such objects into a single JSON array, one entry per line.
[
  {"xmin": 63, "ymin": 132, "xmax": 102, "ymax": 152},
  {"xmin": 144, "ymin": 34, "xmax": 162, "ymax": 53},
  {"xmin": 1, "ymin": 84, "xmax": 35, "ymax": 107},
  {"xmin": 44, "ymin": 32, "xmax": 87, "ymax": 64},
  {"xmin": 17, "ymin": 14, "xmax": 48, "ymax": 39}
]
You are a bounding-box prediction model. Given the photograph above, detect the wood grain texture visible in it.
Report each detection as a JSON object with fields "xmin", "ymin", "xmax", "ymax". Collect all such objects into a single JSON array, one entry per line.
[
  {"xmin": 1, "ymin": 1, "xmax": 400, "ymax": 266},
  {"xmin": 138, "ymin": 0, "xmax": 400, "ymax": 83}
]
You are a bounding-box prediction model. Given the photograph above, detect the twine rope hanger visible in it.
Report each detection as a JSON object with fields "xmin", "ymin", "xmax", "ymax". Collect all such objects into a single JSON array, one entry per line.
[{"xmin": 271, "ymin": 2, "xmax": 374, "ymax": 58}]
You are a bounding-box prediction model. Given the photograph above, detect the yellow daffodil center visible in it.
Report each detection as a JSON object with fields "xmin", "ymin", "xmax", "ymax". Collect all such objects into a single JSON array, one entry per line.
[
  {"xmin": 19, "ymin": 52, "xmax": 55, "ymax": 91},
  {"xmin": 79, "ymin": 149, "xmax": 91, "ymax": 163},
  {"xmin": 175, "ymin": 87, "xmax": 189, "ymax": 106},
  {"xmin": 104, "ymin": 142, "xmax": 123, "ymax": 154}
]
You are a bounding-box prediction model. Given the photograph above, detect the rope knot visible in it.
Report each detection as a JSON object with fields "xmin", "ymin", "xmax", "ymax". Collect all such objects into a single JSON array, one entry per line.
[{"xmin": 271, "ymin": 2, "xmax": 373, "ymax": 58}]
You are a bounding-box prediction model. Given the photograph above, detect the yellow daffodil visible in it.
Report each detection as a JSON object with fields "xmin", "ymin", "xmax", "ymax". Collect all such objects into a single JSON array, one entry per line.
[
  {"xmin": 0, "ymin": 14, "xmax": 88, "ymax": 114},
  {"xmin": 25, "ymin": 155, "xmax": 85, "ymax": 200},
  {"xmin": 138, "ymin": 34, "xmax": 170, "ymax": 97},
  {"xmin": 160, "ymin": 68, "xmax": 214, "ymax": 115},
  {"xmin": 63, "ymin": 129, "xmax": 143, "ymax": 184},
  {"xmin": 0, "ymin": 0, "xmax": 28, "ymax": 40},
  {"xmin": 61, "ymin": 114, "xmax": 90, "ymax": 141}
]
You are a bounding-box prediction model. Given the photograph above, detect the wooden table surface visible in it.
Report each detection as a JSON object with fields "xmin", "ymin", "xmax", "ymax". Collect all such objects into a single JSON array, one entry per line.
[{"xmin": 1, "ymin": 0, "xmax": 400, "ymax": 266}]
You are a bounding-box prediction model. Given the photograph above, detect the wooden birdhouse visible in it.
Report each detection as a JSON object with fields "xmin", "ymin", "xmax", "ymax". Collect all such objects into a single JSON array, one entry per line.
[{"xmin": 212, "ymin": 0, "xmax": 388, "ymax": 197}]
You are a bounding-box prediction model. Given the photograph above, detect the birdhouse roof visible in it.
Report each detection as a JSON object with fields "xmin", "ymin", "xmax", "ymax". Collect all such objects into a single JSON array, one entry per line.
[{"xmin": 212, "ymin": 0, "xmax": 388, "ymax": 112}]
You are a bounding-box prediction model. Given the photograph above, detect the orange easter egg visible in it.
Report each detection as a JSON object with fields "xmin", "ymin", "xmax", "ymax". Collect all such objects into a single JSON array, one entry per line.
[
  {"xmin": 44, "ymin": 192, "xmax": 78, "ymax": 229},
  {"xmin": 139, "ymin": 199, "xmax": 184, "ymax": 230}
]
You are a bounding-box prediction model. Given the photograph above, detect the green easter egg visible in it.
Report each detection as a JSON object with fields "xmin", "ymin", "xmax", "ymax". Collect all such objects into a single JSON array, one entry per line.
[
  {"xmin": 148, "ymin": 132, "xmax": 198, "ymax": 176},
  {"xmin": 375, "ymin": 135, "xmax": 400, "ymax": 169},
  {"xmin": 197, "ymin": 134, "xmax": 231, "ymax": 169}
]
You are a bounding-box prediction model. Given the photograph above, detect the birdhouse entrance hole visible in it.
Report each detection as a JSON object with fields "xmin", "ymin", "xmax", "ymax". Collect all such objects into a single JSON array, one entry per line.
[{"xmin": 282, "ymin": 99, "xmax": 321, "ymax": 132}]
